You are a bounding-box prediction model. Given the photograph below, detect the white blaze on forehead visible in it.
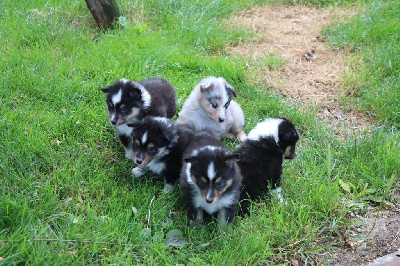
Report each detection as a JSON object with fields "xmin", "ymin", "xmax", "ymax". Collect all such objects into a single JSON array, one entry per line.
[
  {"xmin": 141, "ymin": 131, "xmax": 148, "ymax": 144},
  {"xmin": 111, "ymin": 89, "xmax": 123, "ymax": 106},
  {"xmin": 247, "ymin": 118, "xmax": 283, "ymax": 144},
  {"xmin": 186, "ymin": 163, "xmax": 193, "ymax": 184},
  {"xmin": 207, "ymin": 161, "xmax": 216, "ymax": 181}
]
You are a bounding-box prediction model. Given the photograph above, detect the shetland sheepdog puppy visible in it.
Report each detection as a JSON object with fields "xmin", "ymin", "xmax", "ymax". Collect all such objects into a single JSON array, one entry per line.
[
  {"xmin": 235, "ymin": 117, "xmax": 299, "ymax": 215},
  {"xmin": 101, "ymin": 78, "xmax": 176, "ymax": 159},
  {"xmin": 176, "ymin": 76, "xmax": 246, "ymax": 141},
  {"xmin": 127, "ymin": 116, "xmax": 193, "ymax": 193},
  {"xmin": 180, "ymin": 133, "xmax": 242, "ymax": 228}
]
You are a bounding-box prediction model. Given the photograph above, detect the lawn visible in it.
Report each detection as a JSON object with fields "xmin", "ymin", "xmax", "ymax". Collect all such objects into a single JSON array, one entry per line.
[{"xmin": 0, "ymin": 0, "xmax": 399, "ymax": 264}]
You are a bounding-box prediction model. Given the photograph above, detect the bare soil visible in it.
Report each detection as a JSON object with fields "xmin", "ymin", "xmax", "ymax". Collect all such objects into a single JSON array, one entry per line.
[
  {"xmin": 226, "ymin": 4, "xmax": 373, "ymax": 135},
  {"xmin": 225, "ymin": 4, "xmax": 400, "ymax": 265}
]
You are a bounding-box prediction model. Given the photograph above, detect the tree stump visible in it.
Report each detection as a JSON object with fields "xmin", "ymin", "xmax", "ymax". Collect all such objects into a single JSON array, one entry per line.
[{"xmin": 85, "ymin": 0, "xmax": 121, "ymax": 29}]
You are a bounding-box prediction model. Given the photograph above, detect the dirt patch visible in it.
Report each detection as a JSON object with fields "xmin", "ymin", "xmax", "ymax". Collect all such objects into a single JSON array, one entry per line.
[
  {"xmin": 226, "ymin": 4, "xmax": 373, "ymax": 134},
  {"xmin": 225, "ymin": 3, "xmax": 400, "ymax": 264},
  {"xmin": 334, "ymin": 207, "xmax": 400, "ymax": 265}
]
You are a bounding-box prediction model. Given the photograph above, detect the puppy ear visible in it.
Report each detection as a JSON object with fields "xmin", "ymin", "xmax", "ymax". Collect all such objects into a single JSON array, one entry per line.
[
  {"xmin": 101, "ymin": 86, "xmax": 111, "ymax": 93},
  {"xmin": 184, "ymin": 156, "xmax": 198, "ymax": 163},
  {"xmin": 225, "ymin": 153, "xmax": 240, "ymax": 163},
  {"xmin": 224, "ymin": 81, "xmax": 237, "ymax": 97},
  {"xmin": 200, "ymin": 83, "xmax": 214, "ymax": 93}
]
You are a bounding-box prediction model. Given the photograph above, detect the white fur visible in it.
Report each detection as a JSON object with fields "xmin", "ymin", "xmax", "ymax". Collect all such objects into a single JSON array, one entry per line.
[
  {"xmin": 125, "ymin": 149, "xmax": 133, "ymax": 159},
  {"xmin": 176, "ymin": 77, "xmax": 245, "ymax": 141},
  {"xmin": 207, "ymin": 162, "xmax": 216, "ymax": 181},
  {"xmin": 247, "ymin": 118, "xmax": 283, "ymax": 143},
  {"xmin": 190, "ymin": 145, "xmax": 221, "ymax": 157},
  {"xmin": 136, "ymin": 83, "xmax": 151, "ymax": 108},
  {"xmin": 141, "ymin": 131, "xmax": 148, "ymax": 144},
  {"xmin": 115, "ymin": 123, "xmax": 133, "ymax": 136},
  {"xmin": 163, "ymin": 183, "xmax": 175, "ymax": 194},
  {"xmin": 185, "ymin": 163, "xmax": 236, "ymax": 214},
  {"xmin": 111, "ymin": 89, "xmax": 123, "ymax": 106},
  {"xmin": 271, "ymin": 186, "xmax": 283, "ymax": 202},
  {"xmin": 195, "ymin": 189, "xmax": 236, "ymax": 215},
  {"xmin": 147, "ymin": 157, "xmax": 166, "ymax": 174},
  {"xmin": 132, "ymin": 166, "xmax": 146, "ymax": 178}
]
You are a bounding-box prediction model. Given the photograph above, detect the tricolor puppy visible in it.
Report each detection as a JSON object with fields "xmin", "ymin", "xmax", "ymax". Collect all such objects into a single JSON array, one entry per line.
[
  {"xmin": 180, "ymin": 133, "xmax": 242, "ymax": 228},
  {"xmin": 176, "ymin": 76, "xmax": 246, "ymax": 141},
  {"xmin": 127, "ymin": 116, "xmax": 194, "ymax": 193},
  {"xmin": 236, "ymin": 117, "xmax": 299, "ymax": 216},
  {"xmin": 101, "ymin": 78, "xmax": 176, "ymax": 159}
]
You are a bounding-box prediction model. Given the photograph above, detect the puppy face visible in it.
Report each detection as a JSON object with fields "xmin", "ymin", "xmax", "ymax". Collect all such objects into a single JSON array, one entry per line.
[
  {"xmin": 101, "ymin": 79, "xmax": 151, "ymax": 126},
  {"xmin": 185, "ymin": 149, "xmax": 239, "ymax": 204},
  {"xmin": 198, "ymin": 77, "xmax": 237, "ymax": 123},
  {"xmin": 128, "ymin": 117, "xmax": 171, "ymax": 166},
  {"xmin": 278, "ymin": 119, "xmax": 300, "ymax": 159}
]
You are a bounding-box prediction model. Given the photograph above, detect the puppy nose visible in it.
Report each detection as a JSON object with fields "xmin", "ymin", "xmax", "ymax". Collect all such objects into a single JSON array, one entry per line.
[
  {"xmin": 136, "ymin": 158, "xmax": 143, "ymax": 164},
  {"xmin": 218, "ymin": 118, "xmax": 224, "ymax": 123},
  {"xmin": 111, "ymin": 120, "xmax": 117, "ymax": 125},
  {"xmin": 206, "ymin": 197, "xmax": 214, "ymax": 204}
]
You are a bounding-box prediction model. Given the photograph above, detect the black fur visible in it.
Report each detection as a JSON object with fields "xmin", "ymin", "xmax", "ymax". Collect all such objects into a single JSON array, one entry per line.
[
  {"xmin": 180, "ymin": 133, "xmax": 242, "ymax": 228},
  {"xmin": 128, "ymin": 116, "xmax": 194, "ymax": 188},
  {"xmin": 101, "ymin": 78, "xmax": 176, "ymax": 159},
  {"xmin": 236, "ymin": 117, "xmax": 299, "ymax": 216}
]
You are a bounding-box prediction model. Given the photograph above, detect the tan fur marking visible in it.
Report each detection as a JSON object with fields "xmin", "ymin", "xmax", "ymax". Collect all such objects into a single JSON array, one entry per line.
[
  {"xmin": 199, "ymin": 98, "xmax": 224, "ymax": 122},
  {"xmin": 135, "ymin": 140, "xmax": 140, "ymax": 146},
  {"xmin": 213, "ymin": 179, "xmax": 233, "ymax": 202},
  {"xmin": 147, "ymin": 143, "xmax": 154, "ymax": 148},
  {"xmin": 141, "ymin": 146, "xmax": 167, "ymax": 165},
  {"xmin": 201, "ymin": 177, "xmax": 208, "ymax": 184}
]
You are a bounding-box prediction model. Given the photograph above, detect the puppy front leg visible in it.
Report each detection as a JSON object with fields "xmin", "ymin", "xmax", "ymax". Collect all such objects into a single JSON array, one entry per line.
[
  {"xmin": 118, "ymin": 134, "xmax": 133, "ymax": 159},
  {"xmin": 217, "ymin": 206, "xmax": 237, "ymax": 229},
  {"xmin": 187, "ymin": 207, "xmax": 203, "ymax": 229}
]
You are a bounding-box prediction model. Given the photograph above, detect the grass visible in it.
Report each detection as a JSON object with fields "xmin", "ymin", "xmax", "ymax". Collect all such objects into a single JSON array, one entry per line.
[
  {"xmin": 324, "ymin": 0, "xmax": 400, "ymax": 126},
  {"xmin": 0, "ymin": 0, "xmax": 399, "ymax": 264}
]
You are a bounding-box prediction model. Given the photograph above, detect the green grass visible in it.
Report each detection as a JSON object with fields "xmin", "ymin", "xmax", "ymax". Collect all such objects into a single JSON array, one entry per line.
[
  {"xmin": 1, "ymin": 0, "xmax": 399, "ymax": 264},
  {"xmin": 324, "ymin": 0, "xmax": 400, "ymax": 126}
]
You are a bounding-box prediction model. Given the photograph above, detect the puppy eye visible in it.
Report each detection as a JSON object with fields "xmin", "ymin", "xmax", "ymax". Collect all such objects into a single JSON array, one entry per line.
[
  {"xmin": 121, "ymin": 107, "xmax": 128, "ymax": 113},
  {"xmin": 147, "ymin": 147, "xmax": 157, "ymax": 153},
  {"xmin": 215, "ymin": 180, "xmax": 225, "ymax": 187},
  {"xmin": 211, "ymin": 103, "xmax": 218, "ymax": 109}
]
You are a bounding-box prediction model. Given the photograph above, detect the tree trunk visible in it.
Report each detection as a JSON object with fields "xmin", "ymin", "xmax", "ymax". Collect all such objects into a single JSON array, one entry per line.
[{"xmin": 85, "ymin": 0, "xmax": 121, "ymax": 30}]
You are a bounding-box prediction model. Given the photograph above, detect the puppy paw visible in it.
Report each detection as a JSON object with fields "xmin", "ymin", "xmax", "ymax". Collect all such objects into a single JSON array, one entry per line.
[
  {"xmin": 236, "ymin": 131, "xmax": 247, "ymax": 142},
  {"xmin": 132, "ymin": 167, "xmax": 145, "ymax": 178},
  {"xmin": 125, "ymin": 149, "xmax": 133, "ymax": 159},
  {"xmin": 162, "ymin": 183, "xmax": 176, "ymax": 194}
]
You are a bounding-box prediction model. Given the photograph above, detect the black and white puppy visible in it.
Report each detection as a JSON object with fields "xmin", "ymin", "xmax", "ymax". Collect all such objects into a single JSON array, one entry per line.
[
  {"xmin": 101, "ymin": 78, "xmax": 176, "ymax": 159},
  {"xmin": 180, "ymin": 133, "xmax": 242, "ymax": 228},
  {"xmin": 236, "ymin": 117, "xmax": 299, "ymax": 216},
  {"xmin": 127, "ymin": 116, "xmax": 194, "ymax": 193}
]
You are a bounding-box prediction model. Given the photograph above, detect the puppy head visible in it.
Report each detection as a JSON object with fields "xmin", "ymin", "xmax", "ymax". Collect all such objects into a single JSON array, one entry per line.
[
  {"xmin": 247, "ymin": 117, "xmax": 299, "ymax": 159},
  {"xmin": 278, "ymin": 118, "xmax": 299, "ymax": 159},
  {"xmin": 197, "ymin": 77, "xmax": 237, "ymax": 123},
  {"xmin": 127, "ymin": 117, "xmax": 173, "ymax": 166},
  {"xmin": 184, "ymin": 147, "xmax": 240, "ymax": 204},
  {"xmin": 101, "ymin": 79, "xmax": 151, "ymax": 126}
]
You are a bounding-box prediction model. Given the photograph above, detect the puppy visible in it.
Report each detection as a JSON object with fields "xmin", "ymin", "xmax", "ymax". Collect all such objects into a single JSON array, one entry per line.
[
  {"xmin": 127, "ymin": 116, "xmax": 194, "ymax": 193},
  {"xmin": 176, "ymin": 76, "xmax": 246, "ymax": 141},
  {"xmin": 235, "ymin": 117, "xmax": 299, "ymax": 216},
  {"xmin": 180, "ymin": 133, "xmax": 242, "ymax": 228},
  {"xmin": 101, "ymin": 78, "xmax": 176, "ymax": 159}
]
